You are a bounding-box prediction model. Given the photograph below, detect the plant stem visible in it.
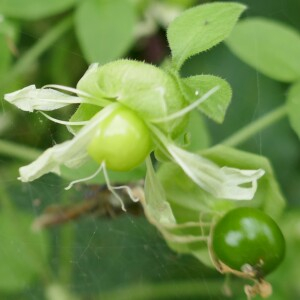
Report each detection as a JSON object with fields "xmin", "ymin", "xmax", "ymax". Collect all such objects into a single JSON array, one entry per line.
[
  {"xmin": 220, "ymin": 105, "xmax": 288, "ymax": 147},
  {"xmin": 99, "ymin": 279, "xmax": 242, "ymax": 300},
  {"xmin": 0, "ymin": 16, "xmax": 73, "ymax": 89},
  {"xmin": 0, "ymin": 139, "xmax": 41, "ymax": 161}
]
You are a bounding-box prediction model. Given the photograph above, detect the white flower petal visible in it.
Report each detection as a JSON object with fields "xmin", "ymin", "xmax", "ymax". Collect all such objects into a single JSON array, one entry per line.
[
  {"xmin": 4, "ymin": 85, "xmax": 85, "ymax": 112},
  {"xmin": 19, "ymin": 103, "xmax": 119, "ymax": 182},
  {"xmin": 149, "ymin": 124, "xmax": 264, "ymax": 200},
  {"xmin": 167, "ymin": 144, "xmax": 265, "ymax": 200}
]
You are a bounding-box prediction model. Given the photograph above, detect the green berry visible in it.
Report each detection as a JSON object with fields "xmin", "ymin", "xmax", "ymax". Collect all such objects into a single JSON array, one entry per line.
[
  {"xmin": 87, "ymin": 105, "xmax": 152, "ymax": 171},
  {"xmin": 212, "ymin": 207, "xmax": 285, "ymax": 277}
]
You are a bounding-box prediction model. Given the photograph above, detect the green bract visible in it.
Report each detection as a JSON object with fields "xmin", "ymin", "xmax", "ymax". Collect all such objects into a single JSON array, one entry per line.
[
  {"xmin": 87, "ymin": 104, "xmax": 152, "ymax": 171},
  {"xmin": 212, "ymin": 207, "xmax": 285, "ymax": 277}
]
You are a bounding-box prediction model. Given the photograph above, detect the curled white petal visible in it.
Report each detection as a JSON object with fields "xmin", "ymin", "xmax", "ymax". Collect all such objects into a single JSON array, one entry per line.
[
  {"xmin": 167, "ymin": 145, "xmax": 264, "ymax": 200},
  {"xmin": 149, "ymin": 124, "xmax": 265, "ymax": 200},
  {"xmin": 19, "ymin": 103, "xmax": 119, "ymax": 182},
  {"xmin": 4, "ymin": 85, "xmax": 85, "ymax": 112}
]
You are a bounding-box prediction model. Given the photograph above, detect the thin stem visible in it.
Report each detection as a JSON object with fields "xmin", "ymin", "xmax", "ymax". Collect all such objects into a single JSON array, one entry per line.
[
  {"xmin": 99, "ymin": 279, "xmax": 242, "ymax": 300},
  {"xmin": 220, "ymin": 105, "xmax": 288, "ymax": 147},
  {"xmin": 0, "ymin": 139, "xmax": 41, "ymax": 161},
  {"xmin": 0, "ymin": 16, "xmax": 73, "ymax": 90}
]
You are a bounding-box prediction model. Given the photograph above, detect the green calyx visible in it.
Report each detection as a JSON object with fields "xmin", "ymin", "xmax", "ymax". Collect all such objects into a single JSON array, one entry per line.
[{"xmin": 77, "ymin": 59, "xmax": 188, "ymax": 137}]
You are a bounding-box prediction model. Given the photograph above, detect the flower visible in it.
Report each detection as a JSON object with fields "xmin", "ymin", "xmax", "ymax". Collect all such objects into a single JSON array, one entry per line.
[{"xmin": 4, "ymin": 60, "xmax": 264, "ymax": 209}]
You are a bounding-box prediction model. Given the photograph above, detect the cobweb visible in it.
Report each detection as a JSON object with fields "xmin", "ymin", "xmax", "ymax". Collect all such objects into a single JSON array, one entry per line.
[{"xmin": 3, "ymin": 172, "xmax": 219, "ymax": 300}]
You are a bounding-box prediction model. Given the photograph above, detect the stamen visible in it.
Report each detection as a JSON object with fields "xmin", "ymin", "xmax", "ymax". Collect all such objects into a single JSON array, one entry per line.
[
  {"xmin": 102, "ymin": 164, "xmax": 135, "ymax": 211},
  {"xmin": 112, "ymin": 185, "xmax": 140, "ymax": 203},
  {"xmin": 65, "ymin": 161, "xmax": 136, "ymax": 211},
  {"xmin": 150, "ymin": 85, "xmax": 220, "ymax": 123},
  {"xmin": 65, "ymin": 163, "xmax": 104, "ymax": 190},
  {"xmin": 40, "ymin": 112, "xmax": 89, "ymax": 126}
]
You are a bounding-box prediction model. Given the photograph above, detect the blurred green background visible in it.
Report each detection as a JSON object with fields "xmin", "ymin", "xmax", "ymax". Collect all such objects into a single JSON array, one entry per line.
[{"xmin": 0, "ymin": 0, "xmax": 299, "ymax": 299}]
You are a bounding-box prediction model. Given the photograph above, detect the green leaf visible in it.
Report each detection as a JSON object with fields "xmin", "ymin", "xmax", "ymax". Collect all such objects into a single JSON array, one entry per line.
[
  {"xmin": 0, "ymin": 0, "xmax": 77, "ymax": 20},
  {"xmin": 287, "ymin": 81, "xmax": 300, "ymax": 139},
  {"xmin": 180, "ymin": 75, "xmax": 232, "ymax": 123},
  {"xmin": 0, "ymin": 209, "xmax": 49, "ymax": 292},
  {"xmin": 75, "ymin": 0, "xmax": 136, "ymax": 64},
  {"xmin": 226, "ymin": 18, "xmax": 300, "ymax": 82},
  {"xmin": 167, "ymin": 2, "xmax": 246, "ymax": 70}
]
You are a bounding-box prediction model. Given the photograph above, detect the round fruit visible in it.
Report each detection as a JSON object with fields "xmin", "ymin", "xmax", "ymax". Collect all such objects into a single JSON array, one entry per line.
[
  {"xmin": 212, "ymin": 207, "xmax": 285, "ymax": 277},
  {"xmin": 87, "ymin": 105, "xmax": 152, "ymax": 171}
]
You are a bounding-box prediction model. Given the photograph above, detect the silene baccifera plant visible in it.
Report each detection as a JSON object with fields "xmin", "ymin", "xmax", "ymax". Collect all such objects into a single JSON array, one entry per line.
[{"xmin": 4, "ymin": 2, "xmax": 287, "ymax": 299}]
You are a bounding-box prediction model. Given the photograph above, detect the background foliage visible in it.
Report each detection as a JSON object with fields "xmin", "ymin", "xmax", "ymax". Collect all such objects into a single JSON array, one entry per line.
[{"xmin": 0, "ymin": 0, "xmax": 300, "ymax": 299}]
